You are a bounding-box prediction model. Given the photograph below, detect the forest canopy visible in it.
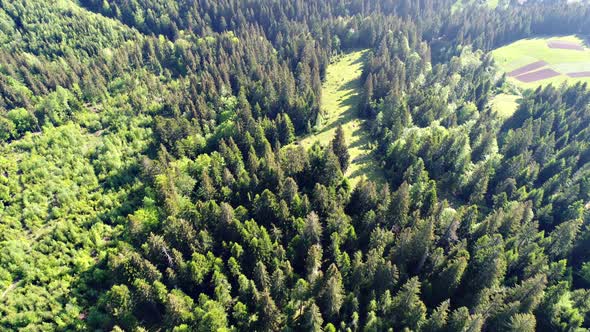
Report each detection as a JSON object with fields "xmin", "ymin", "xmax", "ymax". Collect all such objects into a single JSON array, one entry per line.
[{"xmin": 1, "ymin": 0, "xmax": 590, "ymax": 331}]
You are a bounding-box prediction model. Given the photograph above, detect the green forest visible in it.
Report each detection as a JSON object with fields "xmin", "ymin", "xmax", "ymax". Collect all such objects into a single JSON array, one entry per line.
[{"xmin": 1, "ymin": 0, "xmax": 590, "ymax": 331}]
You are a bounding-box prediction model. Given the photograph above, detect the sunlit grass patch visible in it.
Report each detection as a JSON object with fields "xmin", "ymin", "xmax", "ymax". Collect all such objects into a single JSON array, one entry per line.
[{"xmin": 297, "ymin": 50, "xmax": 385, "ymax": 187}]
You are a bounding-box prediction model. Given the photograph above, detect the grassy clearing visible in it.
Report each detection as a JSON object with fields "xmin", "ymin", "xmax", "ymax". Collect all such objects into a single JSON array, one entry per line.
[
  {"xmin": 491, "ymin": 35, "xmax": 590, "ymax": 88},
  {"xmin": 491, "ymin": 93, "xmax": 520, "ymax": 119},
  {"xmin": 297, "ymin": 50, "xmax": 385, "ymax": 187},
  {"xmin": 452, "ymin": 0, "xmax": 500, "ymax": 12}
]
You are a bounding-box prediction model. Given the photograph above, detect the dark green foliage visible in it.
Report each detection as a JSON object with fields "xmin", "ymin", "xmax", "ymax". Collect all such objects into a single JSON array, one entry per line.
[
  {"xmin": 2, "ymin": 0, "xmax": 590, "ymax": 331},
  {"xmin": 332, "ymin": 125, "xmax": 350, "ymax": 172}
]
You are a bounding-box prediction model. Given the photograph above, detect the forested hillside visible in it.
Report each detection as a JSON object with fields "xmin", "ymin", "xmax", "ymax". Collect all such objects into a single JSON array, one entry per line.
[{"xmin": 1, "ymin": 0, "xmax": 590, "ymax": 331}]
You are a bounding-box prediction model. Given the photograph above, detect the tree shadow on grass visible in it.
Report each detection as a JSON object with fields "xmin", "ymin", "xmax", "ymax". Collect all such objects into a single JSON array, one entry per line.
[
  {"xmin": 349, "ymin": 130, "xmax": 369, "ymax": 150},
  {"xmin": 338, "ymin": 77, "xmax": 361, "ymax": 92},
  {"xmin": 348, "ymin": 156, "xmax": 387, "ymax": 185},
  {"xmin": 316, "ymin": 85, "xmax": 362, "ymax": 135},
  {"xmin": 307, "ymin": 49, "xmax": 385, "ymax": 186}
]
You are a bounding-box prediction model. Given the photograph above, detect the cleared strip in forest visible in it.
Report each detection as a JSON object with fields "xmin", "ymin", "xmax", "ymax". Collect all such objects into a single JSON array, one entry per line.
[{"xmin": 297, "ymin": 50, "xmax": 385, "ymax": 186}]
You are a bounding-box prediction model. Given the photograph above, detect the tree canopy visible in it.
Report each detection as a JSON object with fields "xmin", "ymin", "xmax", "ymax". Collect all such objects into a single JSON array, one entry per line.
[{"xmin": 1, "ymin": 0, "xmax": 590, "ymax": 331}]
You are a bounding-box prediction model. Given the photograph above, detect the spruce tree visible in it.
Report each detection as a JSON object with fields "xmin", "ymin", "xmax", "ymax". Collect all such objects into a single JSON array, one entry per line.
[
  {"xmin": 277, "ymin": 113, "xmax": 295, "ymax": 145},
  {"xmin": 331, "ymin": 125, "xmax": 350, "ymax": 172},
  {"xmin": 422, "ymin": 300, "xmax": 450, "ymax": 332},
  {"xmin": 388, "ymin": 181, "xmax": 411, "ymax": 229},
  {"xmin": 507, "ymin": 313, "xmax": 536, "ymax": 332},
  {"xmin": 320, "ymin": 264, "xmax": 345, "ymax": 320},
  {"xmin": 303, "ymin": 302, "xmax": 324, "ymax": 332},
  {"xmin": 389, "ymin": 277, "xmax": 427, "ymax": 330}
]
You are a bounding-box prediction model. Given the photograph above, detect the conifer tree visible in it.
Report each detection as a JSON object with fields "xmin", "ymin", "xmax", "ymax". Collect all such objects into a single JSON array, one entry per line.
[
  {"xmin": 257, "ymin": 290, "xmax": 283, "ymax": 331},
  {"xmin": 331, "ymin": 125, "xmax": 350, "ymax": 172},
  {"xmin": 389, "ymin": 277, "xmax": 427, "ymax": 330},
  {"xmin": 303, "ymin": 211, "xmax": 323, "ymax": 247},
  {"xmin": 322, "ymin": 146, "xmax": 343, "ymax": 186},
  {"xmin": 303, "ymin": 302, "xmax": 324, "ymax": 332},
  {"xmin": 277, "ymin": 113, "xmax": 295, "ymax": 145},
  {"xmin": 388, "ymin": 181, "xmax": 410, "ymax": 229},
  {"xmin": 422, "ymin": 300, "xmax": 450, "ymax": 332},
  {"xmin": 320, "ymin": 264, "xmax": 345, "ymax": 320},
  {"xmin": 507, "ymin": 313, "xmax": 536, "ymax": 332}
]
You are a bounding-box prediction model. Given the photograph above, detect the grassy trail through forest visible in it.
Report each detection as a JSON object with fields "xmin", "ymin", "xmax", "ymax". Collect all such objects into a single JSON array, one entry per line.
[{"xmin": 298, "ymin": 50, "xmax": 385, "ymax": 186}]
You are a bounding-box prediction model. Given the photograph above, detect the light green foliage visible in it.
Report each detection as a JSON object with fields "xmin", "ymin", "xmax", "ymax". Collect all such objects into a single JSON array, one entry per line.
[
  {"xmin": 194, "ymin": 298, "xmax": 229, "ymax": 332},
  {"xmin": 0, "ymin": 63, "xmax": 153, "ymax": 331},
  {"xmin": 7, "ymin": 108, "xmax": 36, "ymax": 134},
  {"xmin": 0, "ymin": 0, "xmax": 136, "ymax": 58},
  {"xmin": 1, "ymin": 0, "xmax": 590, "ymax": 331},
  {"xmin": 508, "ymin": 313, "xmax": 536, "ymax": 331},
  {"xmin": 297, "ymin": 50, "xmax": 385, "ymax": 187}
]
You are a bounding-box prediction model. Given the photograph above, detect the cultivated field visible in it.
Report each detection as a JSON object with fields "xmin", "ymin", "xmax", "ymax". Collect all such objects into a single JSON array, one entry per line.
[
  {"xmin": 492, "ymin": 35, "xmax": 590, "ymax": 88},
  {"xmin": 297, "ymin": 50, "xmax": 385, "ymax": 186}
]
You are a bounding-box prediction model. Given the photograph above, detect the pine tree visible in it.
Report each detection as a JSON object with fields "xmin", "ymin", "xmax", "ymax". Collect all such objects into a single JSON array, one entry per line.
[
  {"xmin": 306, "ymin": 244, "xmax": 323, "ymax": 282},
  {"xmin": 303, "ymin": 211, "xmax": 323, "ymax": 247},
  {"xmin": 389, "ymin": 277, "xmax": 427, "ymax": 330},
  {"xmin": 254, "ymin": 261, "xmax": 271, "ymax": 290},
  {"xmin": 197, "ymin": 170, "xmax": 216, "ymax": 201},
  {"xmin": 548, "ymin": 219, "xmax": 582, "ymax": 260},
  {"xmin": 257, "ymin": 289, "xmax": 283, "ymax": 331},
  {"xmin": 387, "ymin": 181, "xmax": 410, "ymax": 229},
  {"xmin": 100, "ymin": 284, "xmax": 136, "ymax": 329},
  {"xmin": 537, "ymin": 282, "xmax": 584, "ymax": 331},
  {"xmin": 195, "ymin": 299, "xmax": 229, "ymax": 331},
  {"xmin": 320, "ymin": 264, "xmax": 345, "ymax": 320},
  {"xmin": 429, "ymin": 249, "xmax": 469, "ymax": 303},
  {"xmin": 277, "ymin": 113, "xmax": 295, "ymax": 145},
  {"xmin": 447, "ymin": 306, "xmax": 485, "ymax": 332},
  {"xmin": 331, "ymin": 125, "xmax": 350, "ymax": 172},
  {"xmin": 464, "ymin": 234, "xmax": 506, "ymax": 298},
  {"xmin": 422, "ymin": 300, "xmax": 450, "ymax": 332},
  {"xmin": 281, "ymin": 177, "xmax": 299, "ymax": 204},
  {"xmin": 392, "ymin": 218, "xmax": 434, "ymax": 275},
  {"xmin": 362, "ymin": 73, "xmax": 374, "ymax": 117},
  {"xmin": 507, "ymin": 274, "xmax": 547, "ymax": 313},
  {"xmin": 421, "ymin": 180, "xmax": 438, "ymax": 216},
  {"xmin": 321, "ymin": 146, "xmax": 343, "ymax": 186},
  {"xmin": 165, "ymin": 289, "xmax": 195, "ymax": 328},
  {"xmin": 303, "ymin": 302, "xmax": 324, "ymax": 332},
  {"xmin": 506, "ymin": 313, "xmax": 536, "ymax": 332}
]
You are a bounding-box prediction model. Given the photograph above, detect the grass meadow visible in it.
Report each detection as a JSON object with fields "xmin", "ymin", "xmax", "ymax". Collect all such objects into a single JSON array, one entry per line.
[{"xmin": 297, "ymin": 50, "xmax": 385, "ymax": 186}]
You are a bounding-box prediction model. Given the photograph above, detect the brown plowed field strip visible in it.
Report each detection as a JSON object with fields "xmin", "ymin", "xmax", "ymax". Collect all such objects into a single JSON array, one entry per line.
[
  {"xmin": 515, "ymin": 68, "xmax": 560, "ymax": 82},
  {"xmin": 567, "ymin": 71, "xmax": 590, "ymax": 78},
  {"xmin": 508, "ymin": 60, "xmax": 548, "ymax": 77},
  {"xmin": 547, "ymin": 40, "xmax": 584, "ymax": 51}
]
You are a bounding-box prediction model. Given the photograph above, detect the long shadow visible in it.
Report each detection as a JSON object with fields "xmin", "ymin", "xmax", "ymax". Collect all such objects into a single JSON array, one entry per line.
[
  {"xmin": 338, "ymin": 77, "xmax": 362, "ymax": 92},
  {"xmin": 349, "ymin": 161, "xmax": 386, "ymax": 183},
  {"xmin": 316, "ymin": 83, "xmax": 362, "ymax": 135},
  {"xmin": 349, "ymin": 127, "xmax": 371, "ymax": 149},
  {"xmin": 310, "ymin": 49, "xmax": 386, "ymax": 185}
]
